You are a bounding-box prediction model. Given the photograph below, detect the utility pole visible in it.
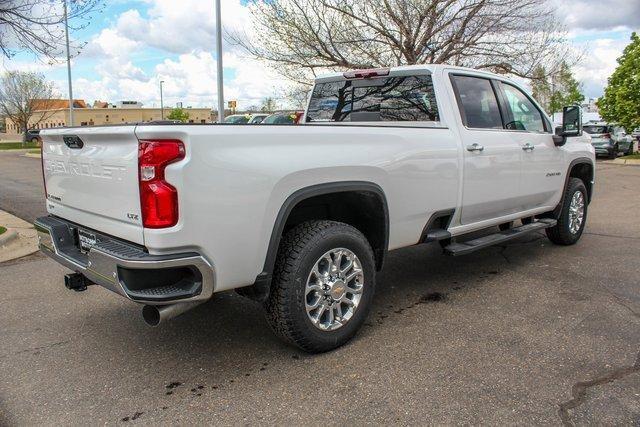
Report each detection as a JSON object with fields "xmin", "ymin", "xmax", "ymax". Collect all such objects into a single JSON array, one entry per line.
[
  {"xmin": 63, "ymin": 0, "xmax": 74, "ymax": 126},
  {"xmin": 160, "ymin": 80, "xmax": 165, "ymax": 119},
  {"xmin": 215, "ymin": 0, "xmax": 224, "ymax": 123}
]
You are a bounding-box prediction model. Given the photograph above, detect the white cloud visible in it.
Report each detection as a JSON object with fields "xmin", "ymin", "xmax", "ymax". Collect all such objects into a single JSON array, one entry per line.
[
  {"xmin": 3, "ymin": 0, "xmax": 634, "ymax": 106},
  {"xmin": 553, "ymin": 0, "xmax": 640, "ymax": 31},
  {"xmin": 47, "ymin": 0, "xmax": 291, "ymax": 109},
  {"xmin": 572, "ymin": 37, "xmax": 630, "ymax": 98}
]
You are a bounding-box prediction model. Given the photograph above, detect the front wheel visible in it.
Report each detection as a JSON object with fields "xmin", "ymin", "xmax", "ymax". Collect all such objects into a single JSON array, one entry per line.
[
  {"xmin": 265, "ymin": 220, "xmax": 376, "ymax": 353},
  {"xmin": 546, "ymin": 178, "xmax": 588, "ymax": 246}
]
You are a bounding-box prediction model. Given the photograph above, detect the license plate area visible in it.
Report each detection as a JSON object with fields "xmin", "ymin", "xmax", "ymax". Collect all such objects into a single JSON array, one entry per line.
[{"xmin": 77, "ymin": 228, "xmax": 97, "ymax": 254}]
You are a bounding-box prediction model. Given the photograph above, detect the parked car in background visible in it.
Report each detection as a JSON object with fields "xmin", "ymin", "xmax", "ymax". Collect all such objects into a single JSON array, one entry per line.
[
  {"xmin": 262, "ymin": 111, "xmax": 304, "ymax": 124},
  {"xmin": 25, "ymin": 129, "xmax": 41, "ymax": 144},
  {"xmin": 248, "ymin": 114, "xmax": 269, "ymax": 124},
  {"xmin": 583, "ymin": 122, "xmax": 634, "ymax": 158},
  {"xmin": 632, "ymin": 127, "xmax": 640, "ymax": 142},
  {"xmin": 224, "ymin": 114, "xmax": 251, "ymax": 124}
]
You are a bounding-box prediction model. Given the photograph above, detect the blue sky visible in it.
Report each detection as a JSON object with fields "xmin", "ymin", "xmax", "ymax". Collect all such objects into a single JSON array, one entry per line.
[{"xmin": 1, "ymin": 0, "xmax": 639, "ymax": 109}]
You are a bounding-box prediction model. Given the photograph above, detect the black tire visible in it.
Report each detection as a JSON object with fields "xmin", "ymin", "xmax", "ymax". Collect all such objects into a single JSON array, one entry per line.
[
  {"xmin": 608, "ymin": 145, "xmax": 618, "ymax": 159},
  {"xmin": 546, "ymin": 178, "xmax": 588, "ymax": 246},
  {"xmin": 31, "ymin": 137, "xmax": 39, "ymax": 144},
  {"xmin": 265, "ymin": 220, "xmax": 376, "ymax": 353}
]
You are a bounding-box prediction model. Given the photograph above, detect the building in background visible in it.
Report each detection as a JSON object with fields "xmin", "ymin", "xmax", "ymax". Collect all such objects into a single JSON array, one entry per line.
[
  {"xmin": 581, "ymin": 98, "xmax": 600, "ymax": 114},
  {"xmin": 4, "ymin": 99, "xmax": 212, "ymax": 133}
]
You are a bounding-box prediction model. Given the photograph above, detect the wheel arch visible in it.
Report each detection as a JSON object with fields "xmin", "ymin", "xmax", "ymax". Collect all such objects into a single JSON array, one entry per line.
[
  {"xmin": 240, "ymin": 181, "xmax": 389, "ymax": 302},
  {"xmin": 551, "ymin": 158, "xmax": 594, "ymax": 219}
]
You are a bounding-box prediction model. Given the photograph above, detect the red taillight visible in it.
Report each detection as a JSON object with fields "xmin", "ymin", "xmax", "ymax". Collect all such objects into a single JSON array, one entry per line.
[
  {"xmin": 603, "ymin": 133, "xmax": 611, "ymax": 139},
  {"xmin": 343, "ymin": 68, "xmax": 390, "ymax": 79},
  {"xmin": 138, "ymin": 139, "xmax": 185, "ymax": 229}
]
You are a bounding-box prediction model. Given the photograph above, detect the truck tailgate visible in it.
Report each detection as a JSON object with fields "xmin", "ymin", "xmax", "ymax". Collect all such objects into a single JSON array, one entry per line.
[{"xmin": 41, "ymin": 126, "xmax": 144, "ymax": 245}]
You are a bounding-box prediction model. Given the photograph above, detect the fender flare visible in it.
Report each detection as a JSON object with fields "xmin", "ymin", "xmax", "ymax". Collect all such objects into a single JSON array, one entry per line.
[
  {"xmin": 553, "ymin": 157, "xmax": 595, "ymax": 218},
  {"xmin": 247, "ymin": 181, "xmax": 389, "ymax": 301}
]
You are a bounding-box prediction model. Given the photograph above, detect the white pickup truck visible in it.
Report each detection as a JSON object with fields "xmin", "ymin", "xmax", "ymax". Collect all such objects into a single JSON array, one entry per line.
[{"xmin": 37, "ymin": 65, "xmax": 595, "ymax": 353}]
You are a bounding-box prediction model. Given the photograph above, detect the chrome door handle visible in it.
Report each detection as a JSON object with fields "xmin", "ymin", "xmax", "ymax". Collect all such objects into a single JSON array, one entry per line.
[
  {"xmin": 522, "ymin": 143, "xmax": 535, "ymax": 151},
  {"xmin": 466, "ymin": 143, "xmax": 484, "ymax": 152}
]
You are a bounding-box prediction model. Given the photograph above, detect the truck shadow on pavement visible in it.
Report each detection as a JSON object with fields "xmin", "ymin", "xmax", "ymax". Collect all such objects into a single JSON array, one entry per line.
[{"xmin": 73, "ymin": 232, "xmax": 548, "ymax": 376}]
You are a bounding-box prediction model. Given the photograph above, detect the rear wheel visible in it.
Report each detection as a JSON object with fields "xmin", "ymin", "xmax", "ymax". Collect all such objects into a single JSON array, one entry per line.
[
  {"xmin": 546, "ymin": 178, "xmax": 588, "ymax": 246},
  {"xmin": 265, "ymin": 220, "xmax": 376, "ymax": 353},
  {"xmin": 608, "ymin": 145, "xmax": 618, "ymax": 159}
]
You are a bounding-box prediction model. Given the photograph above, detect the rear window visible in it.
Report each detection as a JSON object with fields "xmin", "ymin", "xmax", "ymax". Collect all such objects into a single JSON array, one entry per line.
[
  {"xmin": 583, "ymin": 125, "xmax": 609, "ymax": 134},
  {"xmin": 306, "ymin": 75, "xmax": 440, "ymax": 123}
]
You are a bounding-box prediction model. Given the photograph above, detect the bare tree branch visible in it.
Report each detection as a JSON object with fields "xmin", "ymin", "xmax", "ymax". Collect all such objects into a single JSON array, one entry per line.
[
  {"xmin": 230, "ymin": 0, "xmax": 575, "ymax": 84},
  {"xmin": 0, "ymin": 0, "xmax": 104, "ymax": 59},
  {"xmin": 0, "ymin": 70, "xmax": 58, "ymax": 141}
]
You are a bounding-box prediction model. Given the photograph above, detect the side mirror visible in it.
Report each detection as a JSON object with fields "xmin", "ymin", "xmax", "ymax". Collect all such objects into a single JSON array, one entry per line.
[{"xmin": 553, "ymin": 105, "xmax": 582, "ymax": 147}]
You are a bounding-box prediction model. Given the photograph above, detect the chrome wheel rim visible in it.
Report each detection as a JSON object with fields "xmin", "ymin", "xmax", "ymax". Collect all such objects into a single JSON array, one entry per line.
[
  {"xmin": 305, "ymin": 248, "xmax": 364, "ymax": 331},
  {"xmin": 568, "ymin": 191, "xmax": 585, "ymax": 234}
]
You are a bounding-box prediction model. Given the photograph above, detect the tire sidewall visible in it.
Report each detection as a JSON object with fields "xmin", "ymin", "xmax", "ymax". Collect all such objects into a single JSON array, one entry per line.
[{"xmin": 287, "ymin": 227, "xmax": 375, "ymax": 348}]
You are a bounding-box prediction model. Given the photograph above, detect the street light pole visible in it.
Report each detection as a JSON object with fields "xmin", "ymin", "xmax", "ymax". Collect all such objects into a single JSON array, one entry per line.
[
  {"xmin": 63, "ymin": 0, "xmax": 74, "ymax": 126},
  {"xmin": 215, "ymin": 0, "xmax": 225, "ymax": 123},
  {"xmin": 160, "ymin": 80, "xmax": 165, "ymax": 120}
]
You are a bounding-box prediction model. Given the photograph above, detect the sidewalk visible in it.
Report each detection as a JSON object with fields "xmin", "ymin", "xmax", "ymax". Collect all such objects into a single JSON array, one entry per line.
[
  {"xmin": 603, "ymin": 158, "xmax": 640, "ymax": 166},
  {"xmin": 0, "ymin": 209, "xmax": 39, "ymax": 263}
]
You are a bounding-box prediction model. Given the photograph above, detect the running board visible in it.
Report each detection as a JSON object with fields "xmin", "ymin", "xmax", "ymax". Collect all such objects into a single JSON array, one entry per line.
[{"xmin": 443, "ymin": 219, "xmax": 557, "ymax": 256}]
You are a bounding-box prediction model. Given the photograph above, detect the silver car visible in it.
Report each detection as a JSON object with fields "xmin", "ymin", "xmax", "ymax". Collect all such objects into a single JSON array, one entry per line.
[{"xmin": 583, "ymin": 122, "xmax": 634, "ymax": 159}]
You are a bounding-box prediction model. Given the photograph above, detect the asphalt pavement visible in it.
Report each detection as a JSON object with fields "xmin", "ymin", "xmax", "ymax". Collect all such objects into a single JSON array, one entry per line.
[{"xmin": 0, "ymin": 150, "xmax": 639, "ymax": 425}]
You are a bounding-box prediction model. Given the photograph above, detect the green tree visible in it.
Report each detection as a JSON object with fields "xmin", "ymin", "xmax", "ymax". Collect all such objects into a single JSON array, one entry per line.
[
  {"xmin": 528, "ymin": 63, "xmax": 583, "ymax": 114},
  {"xmin": 531, "ymin": 65, "xmax": 553, "ymax": 113},
  {"xmin": 597, "ymin": 32, "xmax": 640, "ymax": 132},
  {"xmin": 549, "ymin": 62, "xmax": 585, "ymax": 114},
  {"xmin": 167, "ymin": 108, "xmax": 190, "ymax": 123}
]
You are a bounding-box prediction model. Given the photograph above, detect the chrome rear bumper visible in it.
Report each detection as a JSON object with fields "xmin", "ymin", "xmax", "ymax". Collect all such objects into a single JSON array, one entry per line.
[{"xmin": 35, "ymin": 216, "xmax": 214, "ymax": 305}]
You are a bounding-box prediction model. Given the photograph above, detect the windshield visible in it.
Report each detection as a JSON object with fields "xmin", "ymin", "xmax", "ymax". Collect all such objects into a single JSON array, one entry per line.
[
  {"xmin": 263, "ymin": 114, "xmax": 295, "ymax": 124},
  {"xmin": 224, "ymin": 115, "xmax": 250, "ymax": 124},
  {"xmin": 583, "ymin": 125, "xmax": 609, "ymax": 134},
  {"xmin": 249, "ymin": 115, "xmax": 267, "ymax": 124},
  {"xmin": 306, "ymin": 75, "xmax": 440, "ymax": 123}
]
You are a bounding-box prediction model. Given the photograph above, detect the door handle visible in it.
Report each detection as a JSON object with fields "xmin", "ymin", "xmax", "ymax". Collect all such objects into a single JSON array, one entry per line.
[
  {"xmin": 466, "ymin": 143, "xmax": 484, "ymax": 152},
  {"xmin": 522, "ymin": 143, "xmax": 535, "ymax": 151}
]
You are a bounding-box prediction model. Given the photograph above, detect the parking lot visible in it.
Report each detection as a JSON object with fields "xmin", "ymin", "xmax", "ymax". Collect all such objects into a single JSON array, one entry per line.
[{"xmin": 0, "ymin": 150, "xmax": 638, "ymax": 425}]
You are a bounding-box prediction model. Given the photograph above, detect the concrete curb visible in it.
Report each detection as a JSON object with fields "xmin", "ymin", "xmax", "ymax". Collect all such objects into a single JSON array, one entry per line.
[
  {"xmin": 24, "ymin": 152, "xmax": 41, "ymax": 159},
  {"xmin": 602, "ymin": 158, "xmax": 640, "ymax": 166},
  {"xmin": 0, "ymin": 228, "xmax": 18, "ymax": 245},
  {"xmin": 0, "ymin": 210, "xmax": 39, "ymax": 263}
]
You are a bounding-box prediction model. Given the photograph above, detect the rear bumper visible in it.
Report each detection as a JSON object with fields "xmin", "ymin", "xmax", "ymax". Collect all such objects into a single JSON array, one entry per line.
[{"xmin": 35, "ymin": 216, "xmax": 214, "ymax": 305}]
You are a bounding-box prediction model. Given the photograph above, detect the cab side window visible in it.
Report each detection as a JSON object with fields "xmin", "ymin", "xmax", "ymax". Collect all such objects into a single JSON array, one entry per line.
[
  {"xmin": 500, "ymin": 83, "xmax": 546, "ymax": 132},
  {"xmin": 451, "ymin": 75, "xmax": 503, "ymax": 129}
]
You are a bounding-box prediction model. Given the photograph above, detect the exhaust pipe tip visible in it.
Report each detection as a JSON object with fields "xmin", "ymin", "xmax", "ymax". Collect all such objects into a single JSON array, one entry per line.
[
  {"xmin": 142, "ymin": 305, "xmax": 161, "ymax": 327},
  {"xmin": 142, "ymin": 301, "xmax": 203, "ymax": 327}
]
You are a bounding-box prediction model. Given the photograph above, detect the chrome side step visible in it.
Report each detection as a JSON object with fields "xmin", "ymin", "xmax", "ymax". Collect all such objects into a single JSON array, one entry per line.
[{"xmin": 444, "ymin": 219, "xmax": 556, "ymax": 256}]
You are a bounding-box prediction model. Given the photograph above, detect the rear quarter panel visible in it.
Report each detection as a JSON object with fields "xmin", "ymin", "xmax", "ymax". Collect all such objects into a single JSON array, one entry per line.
[{"xmin": 135, "ymin": 124, "xmax": 460, "ymax": 292}]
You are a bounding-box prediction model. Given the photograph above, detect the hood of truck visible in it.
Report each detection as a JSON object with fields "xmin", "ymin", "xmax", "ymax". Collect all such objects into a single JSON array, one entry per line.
[{"xmin": 41, "ymin": 126, "xmax": 144, "ymax": 245}]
